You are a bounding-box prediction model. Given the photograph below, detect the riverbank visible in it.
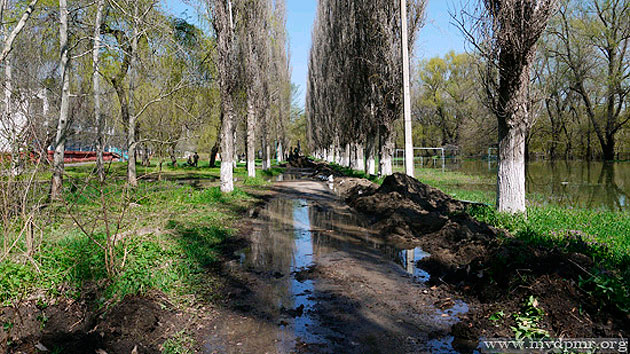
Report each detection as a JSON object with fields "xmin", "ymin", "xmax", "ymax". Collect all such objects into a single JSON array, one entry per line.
[{"xmin": 0, "ymin": 162, "xmax": 283, "ymax": 352}]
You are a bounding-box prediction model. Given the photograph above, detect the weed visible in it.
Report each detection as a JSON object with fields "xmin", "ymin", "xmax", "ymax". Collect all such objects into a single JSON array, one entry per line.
[
  {"xmin": 511, "ymin": 296, "xmax": 550, "ymax": 340},
  {"xmin": 162, "ymin": 330, "xmax": 195, "ymax": 354}
]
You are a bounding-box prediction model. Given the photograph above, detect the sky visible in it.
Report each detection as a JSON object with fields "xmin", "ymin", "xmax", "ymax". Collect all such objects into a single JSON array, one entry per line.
[{"xmin": 162, "ymin": 0, "xmax": 466, "ymax": 107}]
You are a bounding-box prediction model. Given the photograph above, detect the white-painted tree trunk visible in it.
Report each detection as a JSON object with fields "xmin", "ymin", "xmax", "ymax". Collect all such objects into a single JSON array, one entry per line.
[
  {"xmin": 246, "ymin": 99, "xmax": 256, "ymax": 177},
  {"xmin": 366, "ymin": 134, "xmax": 376, "ymax": 175},
  {"xmin": 276, "ymin": 141, "xmax": 284, "ymax": 162},
  {"xmin": 496, "ymin": 116, "xmax": 527, "ymax": 213},
  {"xmin": 327, "ymin": 145, "xmax": 335, "ymax": 162},
  {"xmin": 379, "ymin": 130, "xmax": 394, "ymax": 176},
  {"xmin": 354, "ymin": 143, "xmax": 365, "ymax": 172},
  {"xmin": 51, "ymin": 0, "xmax": 70, "ymax": 199},
  {"xmin": 220, "ymin": 102, "xmax": 234, "ymax": 193},
  {"xmin": 344, "ymin": 143, "xmax": 350, "ymax": 167}
]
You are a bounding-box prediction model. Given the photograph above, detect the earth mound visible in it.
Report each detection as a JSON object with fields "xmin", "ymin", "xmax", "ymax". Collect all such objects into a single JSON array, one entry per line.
[{"xmin": 344, "ymin": 172, "xmax": 629, "ymax": 342}]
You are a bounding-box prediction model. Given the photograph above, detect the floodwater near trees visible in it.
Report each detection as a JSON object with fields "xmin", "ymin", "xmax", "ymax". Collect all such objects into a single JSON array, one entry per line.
[
  {"xmin": 205, "ymin": 179, "xmax": 469, "ymax": 353},
  {"xmin": 408, "ymin": 159, "xmax": 630, "ymax": 211}
]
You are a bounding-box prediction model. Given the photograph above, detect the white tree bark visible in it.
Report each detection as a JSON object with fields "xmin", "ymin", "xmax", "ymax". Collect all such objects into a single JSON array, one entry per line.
[
  {"xmin": 379, "ymin": 130, "xmax": 393, "ymax": 176},
  {"xmin": 0, "ymin": 0, "xmax": 39, "ymax": 65},
  {"xmin": 4, "ymin": 52, "xmax": 17, "ymax": 175},
  {"xmin": 276, "ymin": 140, "xmax": 284, "ymax": 162},
  {"xmin": 246, "ymin": 98, "xmax": 256, "ymax": 177},
  {"xmin": 93, "ymin": 0, "xmax": 105, "ymax": 182},
  {"xmin": 51, "ymin": 0, "xmax": 70, "ymax": 199},
  {"xmin": 401, "ymin": 0, "xmax": 414, "ymax": 178},
  {"xmin": 496, "ymin": 115, "xmax": 527, "ymax": 213},
  {"xmin": 327, "ymin": 144, "xmax": 334, "ymax": 162},
  {"xmin": 126, "ymin": 3, "xmax": 139, "ymax": 188},
  {"xmin": 220, "ymin": 102, "xmax": 234, "ymax": 192},
  {"xmin": 366, "ymin": 134, "xmax": 376, "ymax": 175},
  {"xmin": 354, "ymin": 143, "xmax": 365, "ymax": 172}
]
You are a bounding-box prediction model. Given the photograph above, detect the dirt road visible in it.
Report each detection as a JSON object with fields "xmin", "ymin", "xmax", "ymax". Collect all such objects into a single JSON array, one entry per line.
[{"xmin": 204, "ymin": 178, "xmax": 469, "ymax": 353}]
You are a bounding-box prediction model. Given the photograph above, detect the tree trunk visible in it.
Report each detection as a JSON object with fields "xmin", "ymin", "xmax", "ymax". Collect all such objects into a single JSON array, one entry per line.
[
  {"xmin": 495, "ymin": 54, "xmax": 529, "ymax": 213},
  {"xmin": 51, "ymin": 0, "xmax": 70, "ymax": 199},
  {"xmin": 261, "ymin": 135, "xmax": 270, "ymax": 170},
  {"xmin": 93, "ymin": 0, "xmax": 105, "ymax": 182},
  {"xmin": 366, "ymin": 134, "xmax": 376, "ymax": 175},
  {"xmin": 246, "ymin": 99, "xmax": 256, "ymax": 177},
  {"xmin": 379, "ymin": 128, "xmax": 393, "ymax": 176},
  {"xmin": 602, "ymin": 137, "xmax": 615, "ymax": 161},
  {"xmin": 276, "ymin": 140, "xmax": 284, "ymax": 162},
  {"xmin": 327, "ymin": 144, "xmax": 334, "ymax": 162},
  {"xmin": 496, "ymin": 119, "xmax": 527, "ymax": 213},
  {"xmin": 220, "ymin": 98, "xmax": 234, "ymax": 192},
  {"xmin": 232, "ymin": 129, "xmax": 238, "ymax": 168},
  {"xmin": 400, "ymin": 0, "xmax": 414, "ymax": 178},
  {"xmin": 354, "ymin": 143, "xmax": 365, "ymax": 172},
  {"xmin": 209, "ymin": 138, "xmax": 219, "ymax": 167},
  {"xmin": 5, "ymin": 52, "xmax": 19, "ymax": 176},
  {"xmin": 126, "ymin": 4, "xmax": 139, "ymax": 188}
]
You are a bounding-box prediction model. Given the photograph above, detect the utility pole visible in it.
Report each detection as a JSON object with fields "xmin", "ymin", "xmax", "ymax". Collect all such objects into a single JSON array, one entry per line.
[{"xmin": 401, "ymin": 0, "xmax": 414, "ymax": 177}]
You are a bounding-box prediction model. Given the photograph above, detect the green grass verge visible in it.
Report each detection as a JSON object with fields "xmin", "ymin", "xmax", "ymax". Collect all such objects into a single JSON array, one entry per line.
[
  {"xmin": 0, "ymin": 163, "xmax": 282, "ymax": 307},
  {"xmin": 338, "ymin": 163, "xmax": 630, "ymax": 313}
]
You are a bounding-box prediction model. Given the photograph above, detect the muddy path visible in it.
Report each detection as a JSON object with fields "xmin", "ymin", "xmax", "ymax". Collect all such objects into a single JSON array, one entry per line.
[{"xmin": 204, "ymin": 175, "xmax": 470, "ymax": 353}]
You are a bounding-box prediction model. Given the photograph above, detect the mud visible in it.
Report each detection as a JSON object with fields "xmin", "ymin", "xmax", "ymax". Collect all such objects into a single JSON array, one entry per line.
[
  {"xmin": 3, "ymin": 160, "xmax": 627, "ymax": 353},
  {"xmin": 0, "ymin": 291, "xmax": 195, "ymax": 353},
  {"xmin": 205, "ymin": 180, "xmax": 470, "ymax": 353},
  {"xmin": 340, "ymin": 170, "xmax": 629, "ymax": 346}
]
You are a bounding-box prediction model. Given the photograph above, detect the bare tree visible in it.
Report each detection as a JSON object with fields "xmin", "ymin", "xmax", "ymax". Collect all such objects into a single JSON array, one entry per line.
[
  {"xmin": 93, "ymin": 0, "xmax": 106, "ymax": 181},
  {"xmin": 554, "ymin": 0, "xmax": 630, "ymax": 161},
  {"xmin": 456, "ymin": 0, "xmax": 557, "ymax": 213},
  {"xmin": 209, "ymin": 0, "xmax": 238, "ymax": 192},
  {"xmin": 306, "ymin": 0, "xmax": 425, "ymax": 176},
  {"xmin": 51, "ymin": 0, "xmax": 72, "ymax": 199}
]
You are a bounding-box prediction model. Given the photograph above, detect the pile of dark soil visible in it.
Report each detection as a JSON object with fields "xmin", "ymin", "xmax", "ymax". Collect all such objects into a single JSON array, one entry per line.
[
  {"xmin": 344, "ymin": 172, "xmax": 629, "ymax": 344},
  {"xmin": 0, "ymin": 292, "xmax": 193, "ymax": 353},
  {"xmin": 287, "ymin": 156, "xmax": 316, "ymax": 169}
]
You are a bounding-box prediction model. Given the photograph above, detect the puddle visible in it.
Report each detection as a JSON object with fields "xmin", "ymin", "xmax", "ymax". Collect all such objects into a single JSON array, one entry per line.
[
  {"xmin": 220, "ymin": 192, "xmax": 469, "ymax": 352},
  {"xmin": 396, "ymin": 247, "xmax": 431, "ymax": 283}
]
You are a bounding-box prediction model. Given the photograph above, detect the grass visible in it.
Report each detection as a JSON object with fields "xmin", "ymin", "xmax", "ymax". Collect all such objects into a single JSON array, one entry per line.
[
  {"xmin": 410, "ymin": 167, "xmax": 630, "ymax": 314},
  {"xmin": 330, "ymin": 162, "xmax": 630, "ymax": 313},
  {"xmin": 0, "ymin": 161, "xmax": 281, "ymax": 307}
]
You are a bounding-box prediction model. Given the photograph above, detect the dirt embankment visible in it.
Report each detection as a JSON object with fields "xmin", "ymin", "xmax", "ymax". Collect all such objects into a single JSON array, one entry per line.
[{"xmin": 328, "ymin": 169, "xmax": 629, "ymax": 345}]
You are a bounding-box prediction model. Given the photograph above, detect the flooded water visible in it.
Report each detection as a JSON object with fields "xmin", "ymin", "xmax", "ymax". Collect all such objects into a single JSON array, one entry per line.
[
  {"xmin": 401, "ymin": 159, "xmax": 630, "ymax": 211},
  {"xmin": 208, "ymin": 182, "xmax": 470, "ymax": 353}
]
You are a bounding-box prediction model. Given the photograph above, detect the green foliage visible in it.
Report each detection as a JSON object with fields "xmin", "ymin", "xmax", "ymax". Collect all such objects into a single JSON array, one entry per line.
[
  {"xmin": 0, "ymin": 163, "xmax": 266, "ymax": 306},
  {"xmin": 162, "ymin": 330, "xmax": 195, "ymax": 354},
  {"xmin": 579, "ymin": 272, "xmax": 630, "ymax": 314},
  {"xmin": 511, "ymin": 296, "xmax": 550, "ymax": 340},
  {"xmin": 0, "ymin": 262, "xmax": 38, "ymax": 304}
]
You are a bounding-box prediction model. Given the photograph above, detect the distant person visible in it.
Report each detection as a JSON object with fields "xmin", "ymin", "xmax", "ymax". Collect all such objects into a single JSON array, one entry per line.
[
  {"xmin": 187, "ymin": 155, "xmax": 193, "ymax": 166},
  {"xmin": 192, "ymin": 152, "xmax": 199, "ymax": 167},
  {"xmin": 170, "ymin": 154, "xmax": 177, "ymax": 167}
]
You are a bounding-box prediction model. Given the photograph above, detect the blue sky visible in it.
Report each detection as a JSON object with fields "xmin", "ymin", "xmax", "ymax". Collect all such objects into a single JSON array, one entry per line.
[{"xmin": 162, "ymin": 0, "xmax": 466, "ymax": 107}]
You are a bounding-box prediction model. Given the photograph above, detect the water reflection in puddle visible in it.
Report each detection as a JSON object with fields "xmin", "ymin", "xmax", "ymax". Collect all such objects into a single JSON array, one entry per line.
[
  {"xmin": 235, "ymin": 196, "xmax": 468, "ymax": 351},
  {"xmin": 396, "ymin": 247, "xmax": 431, "ymax": 283},
  {"xmin": 237, "ymin": 198, "xmax": 329, "ymax": 348}
]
